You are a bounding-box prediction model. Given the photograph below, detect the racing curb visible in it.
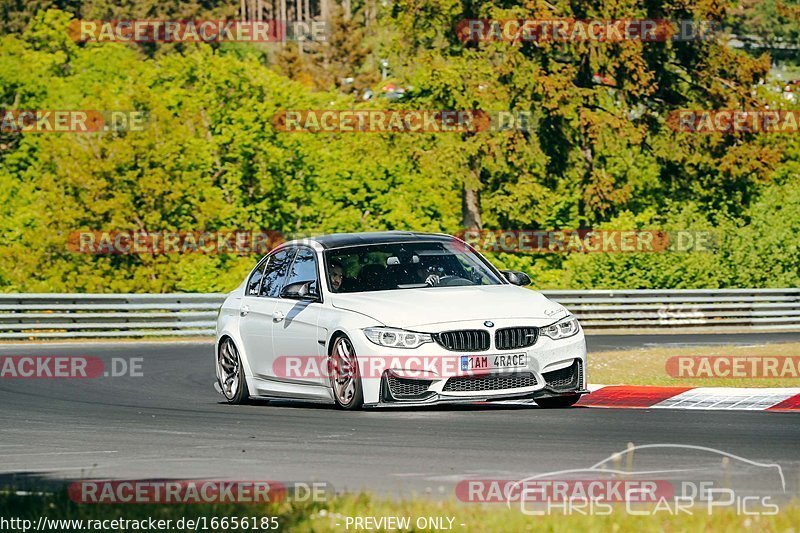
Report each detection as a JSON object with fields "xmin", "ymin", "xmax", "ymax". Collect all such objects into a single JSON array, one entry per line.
[
  {"xmin": 495, "ymin": 385, "xmax": 800, "ymax": 411},
  {"xmin": 575, "ymin": 385, "xmax": 800, "ymax": 411}
]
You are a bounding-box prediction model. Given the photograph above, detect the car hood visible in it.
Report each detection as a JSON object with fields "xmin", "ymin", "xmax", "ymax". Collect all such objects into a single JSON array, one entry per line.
[{"xmin": 329, "ymin": 285, "xmax": 569, "ymax": 329}]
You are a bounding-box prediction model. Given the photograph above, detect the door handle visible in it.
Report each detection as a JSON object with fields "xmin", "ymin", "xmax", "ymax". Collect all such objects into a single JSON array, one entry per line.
[
  {"xmin": 273, "ymin": 310, "xmax": 285, "ymax": 322},
  {"xmin": 240, "ymin": 305, "xmax": 250, "ymax": 317}
]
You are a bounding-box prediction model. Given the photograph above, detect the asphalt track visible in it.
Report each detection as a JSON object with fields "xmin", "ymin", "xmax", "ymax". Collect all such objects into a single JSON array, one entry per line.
[{"xmin": 0, "ymin": 333, "xmax": 798, "ymax": 496}]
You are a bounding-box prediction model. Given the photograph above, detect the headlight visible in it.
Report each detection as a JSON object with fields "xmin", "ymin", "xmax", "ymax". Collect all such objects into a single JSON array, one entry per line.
[
  {"xmin": 363, "ymin": 327, "xmax": 433, "ymax": 349},
  {"xmin": 540, "ymin": 316, "xmax": 580, "ymax": 340}
]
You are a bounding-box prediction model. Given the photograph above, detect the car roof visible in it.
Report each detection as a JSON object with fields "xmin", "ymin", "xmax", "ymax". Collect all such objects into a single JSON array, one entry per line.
[{"xmin": 309, "ymin": 231, "xmax": 456, "ymax": 250}]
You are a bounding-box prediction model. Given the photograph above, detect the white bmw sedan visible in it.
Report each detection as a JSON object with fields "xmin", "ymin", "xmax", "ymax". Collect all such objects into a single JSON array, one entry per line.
[{"xmin": 215, "ymin": 231, "xmax": 588, "ymax": 409}]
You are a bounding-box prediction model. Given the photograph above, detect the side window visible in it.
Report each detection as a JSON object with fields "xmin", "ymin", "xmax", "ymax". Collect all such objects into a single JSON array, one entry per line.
[
  {"xmin": 246, "ymin": 258, "xmax": 269, "ymax": 296},
  {"xmin": 284, "ymin": 248, "xmax": 319, "ymax": 291},
  {"xmin": 260, "ymin": 248, "xmax": 295, "ymax": 298}
]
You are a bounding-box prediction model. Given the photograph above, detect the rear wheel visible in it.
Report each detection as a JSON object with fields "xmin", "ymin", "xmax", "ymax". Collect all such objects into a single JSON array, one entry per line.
[
  {"xmin": 535, "ymin": 394, "xmax": 581, "ymax": 409},
  {"xmin": 329, "ymin": 336, "xmax": 364, "ymax": 410},
  {"xmin": 217, "ymin": 338, "xmax": 250, "ymax": 404}
]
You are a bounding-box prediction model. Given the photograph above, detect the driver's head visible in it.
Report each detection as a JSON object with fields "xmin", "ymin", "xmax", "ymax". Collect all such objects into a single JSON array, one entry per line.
[{"xmin": 329, "ymin": 261, "xmax": 344, "ymax": 291}]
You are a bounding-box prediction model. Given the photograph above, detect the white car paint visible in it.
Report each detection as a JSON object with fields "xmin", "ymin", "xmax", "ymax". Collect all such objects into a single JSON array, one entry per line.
[{"xmin": 216, "ymin": 233, "xmax": 588, "ymax": 407}]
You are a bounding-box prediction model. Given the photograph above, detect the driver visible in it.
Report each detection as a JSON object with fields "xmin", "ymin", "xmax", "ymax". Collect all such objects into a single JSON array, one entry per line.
[{"xmin": 329, "ymin": 261, "xmax": 344, "ymax": 291}]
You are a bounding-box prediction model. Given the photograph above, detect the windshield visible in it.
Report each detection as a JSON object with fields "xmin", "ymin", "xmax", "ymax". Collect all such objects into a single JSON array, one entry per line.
[{"xmin": 323, "ymin": 240, "xmax": 504, "ymax": 293}]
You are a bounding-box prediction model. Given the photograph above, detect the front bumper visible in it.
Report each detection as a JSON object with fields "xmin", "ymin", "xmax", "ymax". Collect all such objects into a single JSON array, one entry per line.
[
  {"xmin": 375, "ymin": 358, "xmax": 586, "ymax": 405},
  {"xmin": 354, "ymin": 328, "xmax": 588, "ymax": 406}
]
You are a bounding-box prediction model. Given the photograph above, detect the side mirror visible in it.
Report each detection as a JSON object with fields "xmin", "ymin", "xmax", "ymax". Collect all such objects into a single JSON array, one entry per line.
[
  {"xmin": 281, "ymin": 280, "xmax": 319, "ymax": 301},
  {"xmin": 501, "ymin": 270, "xmax": 532, "ymax": 286}
]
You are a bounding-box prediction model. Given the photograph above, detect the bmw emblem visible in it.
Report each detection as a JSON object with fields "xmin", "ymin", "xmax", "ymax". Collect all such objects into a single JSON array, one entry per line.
[{"xmin": 484, "ymin": 321, "xmax": 494, "ymax": 328}]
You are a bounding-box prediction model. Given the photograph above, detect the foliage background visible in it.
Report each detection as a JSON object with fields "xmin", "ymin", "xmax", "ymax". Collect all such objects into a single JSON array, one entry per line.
[{"xmin": 0, "ymin": 2, "xmax": 798, "ymax": 293}]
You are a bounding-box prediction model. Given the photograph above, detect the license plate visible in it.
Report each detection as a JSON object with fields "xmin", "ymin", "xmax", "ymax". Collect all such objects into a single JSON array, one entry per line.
[{"xmin": 460, "ymin": 353, "xmax": 527, "ymax": 372}]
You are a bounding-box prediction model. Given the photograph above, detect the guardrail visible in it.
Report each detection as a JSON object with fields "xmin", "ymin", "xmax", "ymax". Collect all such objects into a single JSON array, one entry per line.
[
  {"xmin": 0, "ymin": 289, "xmax": 798, "ymax": 339},
  {"xmin": 545, "ymin": 289, "xmax": 800, "ymax": 332},
  {"xmin": 0, "ymin": 294, "xmax": 225, "ymax": 339}
]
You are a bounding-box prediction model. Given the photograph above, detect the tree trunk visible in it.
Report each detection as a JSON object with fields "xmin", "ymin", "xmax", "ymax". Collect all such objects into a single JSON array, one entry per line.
[
  {"xmin": 280, "ymin": 0, "xmax": 287, "ymax": 46},
  {"xmin": 462, "ymin": 156, "xmax": 482, "ymax": 230},
  {"xmin": 367, "ymin": 0, "xmax": 376, "ymax": 26},
  {"xmin": 578, "ymin": 142, "xmax": 593, "ymax": 225},
  {"xmin": 295, "ymin": 0, "xmax": 303, "ymax": 51}
]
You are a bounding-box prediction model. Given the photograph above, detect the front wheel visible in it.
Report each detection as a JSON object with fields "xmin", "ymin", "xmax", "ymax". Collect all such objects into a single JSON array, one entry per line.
[
  {"xmin": 217, "ymin": 338, "xmax": 250, "ymax": 404},
  {"xmin": 534, "ymin": 394, "xmax": 581, "ymax": 408},
  {"xmin": 329, "ymin": 336, "xmax": 364, "ymax": 410}
]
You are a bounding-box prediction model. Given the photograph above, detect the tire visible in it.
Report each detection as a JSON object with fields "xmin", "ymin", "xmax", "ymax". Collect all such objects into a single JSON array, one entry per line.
[
  {"xmin": 328, "ymin": 335, "xmax": 364, "ymax": 410},
  {"xmin": 217, "ymin": 337, "xmax": 250, "ymax": 404},
  {"xmin": 534, "ymin": 394, "xmax": 581, "ymax": 409}
]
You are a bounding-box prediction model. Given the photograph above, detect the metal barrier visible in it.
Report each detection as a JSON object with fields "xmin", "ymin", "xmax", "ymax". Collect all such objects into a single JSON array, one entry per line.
[
  {"xmin": 0, "ymin": 294, "xmax": 225, "ymax": 339},
  {"xmin": 0, "ymin": 289, "xmax": 798, "ymax": 339},
  {"xmin": 544, "ymin": 289, "xmax": 800, "ymax": 331}
]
